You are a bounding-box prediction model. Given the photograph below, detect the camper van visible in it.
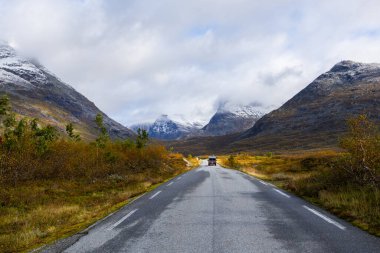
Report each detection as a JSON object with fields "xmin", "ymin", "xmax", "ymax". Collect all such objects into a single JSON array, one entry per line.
[{"xmin": 208, "ymin": 156, "xmax": 217, "ymax": 166}]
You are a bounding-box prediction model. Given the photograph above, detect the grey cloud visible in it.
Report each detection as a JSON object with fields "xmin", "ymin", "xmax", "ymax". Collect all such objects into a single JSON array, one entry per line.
[
  {"xmin": 0, "ymin": 0, "xmax": 380, "ymax": 125},
  {"xmin": 259, "ymin": 68, "xmax": 303, "ymax": 87}
]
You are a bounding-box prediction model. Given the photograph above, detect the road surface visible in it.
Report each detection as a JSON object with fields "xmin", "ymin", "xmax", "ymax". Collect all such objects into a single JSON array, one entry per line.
[{"xmin": 44, "ymin": 161, "xmax": 380, "ymax": 253}]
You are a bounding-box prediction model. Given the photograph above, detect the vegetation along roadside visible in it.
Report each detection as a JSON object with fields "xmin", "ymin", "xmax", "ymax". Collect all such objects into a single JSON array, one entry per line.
[
  {"xmin": 0, "ymin": 95, "xmax": 191, "ymax": 253},
  {"xmin": 219, "ymin": 115, "xmax": 380, "ymax": 237}
]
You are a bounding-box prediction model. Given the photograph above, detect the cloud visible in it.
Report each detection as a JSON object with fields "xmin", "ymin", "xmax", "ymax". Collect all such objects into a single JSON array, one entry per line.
[{"xmin": 0, "ymin": 0, "xmax": 380, "ymax": 125}]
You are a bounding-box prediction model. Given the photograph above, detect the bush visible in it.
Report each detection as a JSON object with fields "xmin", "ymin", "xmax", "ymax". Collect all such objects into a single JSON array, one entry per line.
[
  {"xmin": 226, "ymin": 155, "xmax": 240, "ymax": 169},
  {"xmin": 0, "ymin": 96, "xmax": 173, "ymax": 186},
  {"xmin": 337, "ymin": 115, "xmax": 380, "ymax": 187}
]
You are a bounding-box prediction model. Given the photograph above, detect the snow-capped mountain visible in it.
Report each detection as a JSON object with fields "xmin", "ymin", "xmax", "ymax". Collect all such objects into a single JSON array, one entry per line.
[
  {"xmin": 238, "ymin": 60, "xmax": 380, "ymax": 149},
  {"xmin": 131, "ymin": 114, "xmax": 202, "ymax": 140},
  {"xmin": 0, "ymin": 43, "xmax": 135, "ymax": 139},
  {"xmin": 202, "ymin": 102, "xmax": 266, "ymax": 136}
]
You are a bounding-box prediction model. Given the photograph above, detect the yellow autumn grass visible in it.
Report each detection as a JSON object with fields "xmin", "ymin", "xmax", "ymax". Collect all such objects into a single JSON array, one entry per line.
[
  {"xmin": 218, "ymin": 151, "xmax": 380, "ymax": 236},
  {"xmin": 0, "ymin": 153, "xmax": 189, "ymax": 253}
]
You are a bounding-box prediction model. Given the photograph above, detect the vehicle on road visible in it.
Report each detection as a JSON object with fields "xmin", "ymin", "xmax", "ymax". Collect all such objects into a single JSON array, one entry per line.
[{"xmin": 208, "ymin": 155, "xmax": 217, "ymax": 166}]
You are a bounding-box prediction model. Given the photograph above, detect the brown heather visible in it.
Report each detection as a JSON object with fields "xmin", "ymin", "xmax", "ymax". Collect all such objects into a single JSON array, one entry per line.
[{"xmin": 0, "ymin": 95, "xmax": 189, "ymax": 253}]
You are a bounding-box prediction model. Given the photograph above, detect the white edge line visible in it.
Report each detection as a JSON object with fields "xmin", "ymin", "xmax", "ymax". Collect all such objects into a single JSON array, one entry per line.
[
  {"xmin": 149, "ymin": 190, "xmax": 162, "ymax": 199},
  {"xmin": 303, "ymin": 205, "xmax": 346, "ymax": 230},
  {"xmin": 259, "ymin": 180, "xmax": 268, "ymax": 185},
  {"xmin": 177, "ymin": 177, "xmax": 182, "ymax": 180},
  {"xmin": 107, "ymin": 209, "xmax": 138, "ymax": 230},
  {"xmin": 273, "ymin": 189, "xmax": 291, "ymax": 198},
  {"xmin": 167, "ymin": 182, "xmax": 173, "ymax": 186}
]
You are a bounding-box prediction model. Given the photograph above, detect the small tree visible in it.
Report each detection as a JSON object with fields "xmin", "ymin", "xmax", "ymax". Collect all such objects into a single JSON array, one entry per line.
[
  {"xmin": 94, "ymin": 113, "xmax": 109, "ymax": 171},
  {"xmin": 30, "ymin": 119, "xmax": 58, "ymax": 155},
  {"xmin": 121, "ymin": 139, "xmax": 135, "ymax": 150},
  {"xmin": 227, "ymin": 155, "xmax": 238, "ymax": 168},
  {"xmin": 95, "ymin": 113, "xmax": 109, "ymax": 148},
  {"xmin": 136, "ymin": 128, "xmax": 149, "ymax": 149},
  {"xmin": 66, "ymin": 123, "xmax": 81, "ymax": 142},
  {"xmin": 339, "ymin": 114, "xmax": 380, "ymax": 187},
  {"xmin": 0, "ymin": 95, "xmax": 10, "ymax": 119}
]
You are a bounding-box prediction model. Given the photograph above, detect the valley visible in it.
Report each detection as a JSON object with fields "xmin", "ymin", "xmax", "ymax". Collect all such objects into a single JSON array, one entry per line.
[{"xmin": 0, "ymin": 43, "xmax": 380, "ymax": 253}]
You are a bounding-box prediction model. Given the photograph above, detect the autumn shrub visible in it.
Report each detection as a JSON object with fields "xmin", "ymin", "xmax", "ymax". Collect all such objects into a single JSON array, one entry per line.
[
  {"xmin": 336, "ymin": 115, "xmax": 380, "ymax": 187},
  {"xmin": 0, "ymin": 95, "xmax": 188, "ymax": 252},
  {"xmin": 0, "ymin": 95, "xmax": 175, "ymax": 186}
]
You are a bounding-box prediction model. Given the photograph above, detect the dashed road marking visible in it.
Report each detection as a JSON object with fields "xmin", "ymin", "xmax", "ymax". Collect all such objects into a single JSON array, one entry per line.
[
  {"xmin": 273, "ymin": 189, "xmax": 291, "ymax": 198},
  {"xmin": 303, "ymin": 205, "xmax": 346, "ymax": 230},
  {"xmin": 167, "ymin": 182, "xmax": 173, "ymax": 186},
  {"xmin": 107, "ymin": 209, "xmax": 138, "ymax": 230},
  {"xmin": 149, "ymin": 191, "xmax": 162, "ymax": 200},
  {"xmin": 177, "ymin": 176, "xmax": 182, "ymax": 180}
]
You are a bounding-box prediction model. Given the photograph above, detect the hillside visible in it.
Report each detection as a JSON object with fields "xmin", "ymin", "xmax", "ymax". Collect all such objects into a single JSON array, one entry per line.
[
  {"xmin": 234, "ymin": 60, "xmax": 380, "ymax": 151},
  {"xmin": 131, "ymin": 103, "xmax": 264, "ymax": 141},
  {"xmin": 0, "ymin": 44, "xmax": 135, "ymax": 139},
  {"xmin": 131, "ymin": 114, "xmax": 201, "ymax": 140},
  {"xmin": 169, "ymin": 61, "xmax": 380, "ymax": 154},
  {"xmin": 202, "ymin": 103, "xmax": 264, "ymax": 136}
]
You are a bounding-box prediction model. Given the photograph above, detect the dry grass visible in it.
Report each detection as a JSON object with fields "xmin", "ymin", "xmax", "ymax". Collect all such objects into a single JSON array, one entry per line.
[
  {"xmin": 0, "ymin": 180, "xmax": 145, "ymax": 252},
  {"xmin": 218, "ymin": 150, "xmax": 380, "ymax": 236},
  {"xmin": 184, "ymin": 155, "xmax": 201, "ymax": 169},
  {"xmin": 0, "ymin": 153, "xmax": 188, "ymax": 253}
]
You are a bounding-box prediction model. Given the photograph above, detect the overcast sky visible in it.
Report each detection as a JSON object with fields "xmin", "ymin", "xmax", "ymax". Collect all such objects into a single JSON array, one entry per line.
[{"xmin": 1, "ymin": 0, "xmax": 380, "ymax": 126}]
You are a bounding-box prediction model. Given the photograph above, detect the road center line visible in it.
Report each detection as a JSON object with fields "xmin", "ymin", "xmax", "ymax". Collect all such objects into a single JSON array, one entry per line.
[
  {"xmin": 177, "ymin": 176, "xmax": 182, "ymax": 180},
  {"xmin": 273, "ymin": 189, "xmax": 291, "ymax": 198},
  {"xmin": 303, "ymin": 205, "xmax": 346, "ymax": 230},
  {"xmin": 107, "ymin": 209, "xmax": 138, "ymax": 230},
  {"xmin": 149, "ymin": 191, "xmax": 162, "ymax": 199},
  {"xmin": 167, "ymin": 182, "xmax": 173, "ymax": 186},
  {"xmin": 259, "ymin": 180, "xmax": 268, "ymax": 185}
]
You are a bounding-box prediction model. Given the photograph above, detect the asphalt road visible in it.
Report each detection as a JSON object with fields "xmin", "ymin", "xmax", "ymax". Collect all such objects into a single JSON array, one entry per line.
[{"xmin": 45, "ymin": 161, "xmax": 380, "ymax": 253}]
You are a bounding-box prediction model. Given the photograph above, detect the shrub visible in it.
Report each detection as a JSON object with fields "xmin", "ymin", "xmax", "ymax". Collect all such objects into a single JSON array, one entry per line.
[
  {"xmin": 337, "ymin": 115, "xmax": 380, "ymax": 187},
  {"xmin": 226, "ymin": 155, "xmax": 240, "ymax": 169},
  {"xmin": 0, "ymin": 96, "xmax": 172, "ymax": 186}
]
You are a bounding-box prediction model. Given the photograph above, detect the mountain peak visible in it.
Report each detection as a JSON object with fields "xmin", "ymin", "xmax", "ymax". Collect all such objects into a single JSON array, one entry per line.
[
  {"xmin": 0, "ymin": 44, "xmax": 135, "ymax": 139},
  {"xmin": 157, "ymin": 114, "xmax": 170, "ymax": 121},
  {"xmin": 216, "ymin": 102, "xmax": 265, "ymax": 118},
  {"xmin": 202, "ymin": 102, "xmax": 265, "ymax": 136},
  {"xmin": 329, "ymin": 60, "xmax": 380, "ymax": 73},
  {"xmin": 240, "ymin": 59, "xmax": 380, "ymax": 150},
  {"xmin": 0, "ymin": 43, "xmax": 17, "ymax": 59}
]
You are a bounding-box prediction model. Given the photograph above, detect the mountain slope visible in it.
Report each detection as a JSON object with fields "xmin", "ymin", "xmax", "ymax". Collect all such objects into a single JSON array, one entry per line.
[
  {"xmin": 0, "ymin": 44, "xmax": 135, "ymax": 140},
  {"xmin": 168, "ymin": 60, "xmax": 380, "ymax": 154},
  {"xmin": 202, "ymin": 103, "xmax": 264, "ymax": 136},
  {"xmin": 234, "ymin": 60, "xmax": 380, "ymax": 150},
  {"xmin": 131, "ymin": 115, "xmax": 201, "ymax": 140}
]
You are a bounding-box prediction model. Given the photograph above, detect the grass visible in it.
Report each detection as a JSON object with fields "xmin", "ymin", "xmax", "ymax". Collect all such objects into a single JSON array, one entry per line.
[
  {"xmin": 184, "ymin": 155, "xmax": 201, "ymax": 169},
  {"xmin": 218, "ymin": 151, "xmax": 380, "ymax": 237},
  {"xmin": 0, "ymin": 154, "xmax": 190, "ymax": 253}
]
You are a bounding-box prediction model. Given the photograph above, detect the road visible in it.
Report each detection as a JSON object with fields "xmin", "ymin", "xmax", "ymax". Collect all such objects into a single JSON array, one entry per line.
[{"xmin": 45, "ymin": 161, "xmax": 380, "ymax": 253}]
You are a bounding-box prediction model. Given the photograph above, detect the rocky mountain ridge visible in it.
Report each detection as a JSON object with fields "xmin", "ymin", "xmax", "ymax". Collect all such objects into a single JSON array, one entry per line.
[
  {"xmin": 131, "ymin": 114, "xmax": 201, "ymax": 140},
  {"xmin": 0, "ymin": 44, "xmax": 135, "ymax": 139},
  {"xmin": 131, "ymin": 102, "xmax": 266, "ymax": 140},
  {"xmin": 202, "ymin": 103, "xmax": 265, "ymax": 136},
  {"xmin": 236, "ymin": 60, "xmax": 380, "ymax": 150},
  {"xmin": 168, "ymin": 60, "xmax": 380, "ymax": 154}
]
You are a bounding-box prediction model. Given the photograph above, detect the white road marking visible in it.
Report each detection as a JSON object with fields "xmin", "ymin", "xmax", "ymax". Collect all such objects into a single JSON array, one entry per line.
[
  {"xmin": 107, "ymin": 209, "xmax": 138, "ymax": 230},
  {"xmin": 167, "ymin": 182, "xmax": 173, "ymax": 186},
  {"xmin": 177, "ymin": 176, "xmax": 182, "ymax": 180},
  {"xmin": 303, "ymin": 205, "xmax": 346, "ymax": 230},
  {"xmin": 149, "ymin": 191, "xmax": 162, "ymax": 199},
  {"xmin": 273, "ymin": 189, "xmax": 291, "ymax": 198},
  {"xmin": 259, "ymin": 180, "xmax": 268, "ymax": 185}
]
